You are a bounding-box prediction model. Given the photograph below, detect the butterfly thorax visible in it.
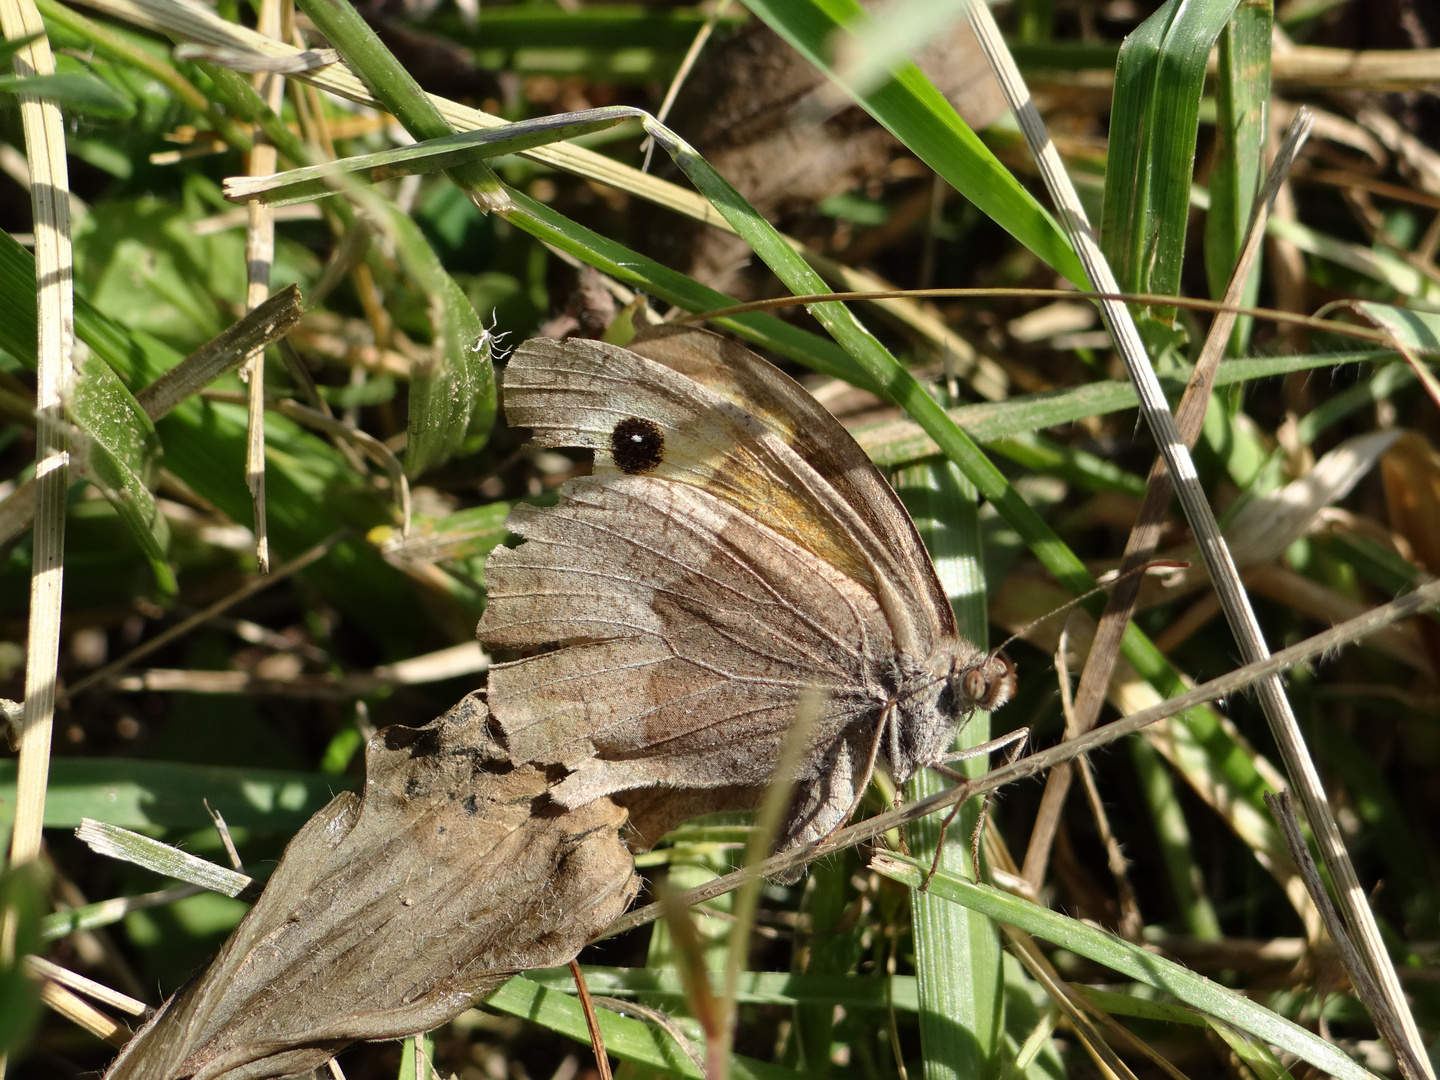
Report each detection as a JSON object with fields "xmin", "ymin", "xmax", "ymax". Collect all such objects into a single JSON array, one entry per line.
[{"xmin": 887, "ymin": 644, "xmax": 1017, "ymax": 783}]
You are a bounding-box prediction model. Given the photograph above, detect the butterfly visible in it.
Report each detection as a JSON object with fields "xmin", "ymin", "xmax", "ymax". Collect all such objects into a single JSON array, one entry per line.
[{"xmin": 477, "ymin": 325, "xmax": 1016, "ymax": 862}]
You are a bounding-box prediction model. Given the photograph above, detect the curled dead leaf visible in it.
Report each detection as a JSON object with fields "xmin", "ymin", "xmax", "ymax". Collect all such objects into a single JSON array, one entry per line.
[
  {"xmin": 103, "ymin": 693, "xmax": 639, "ymax": 1080},
  {"xmin": 1382, "ymin": 430, "xmax": 1440, "ymax": 575}
]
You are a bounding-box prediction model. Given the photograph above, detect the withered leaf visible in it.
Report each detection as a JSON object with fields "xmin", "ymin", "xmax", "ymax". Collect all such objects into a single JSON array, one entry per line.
[{"xmin": 103, "ymin": 693, "xmax": 638, "ymax": 1080}]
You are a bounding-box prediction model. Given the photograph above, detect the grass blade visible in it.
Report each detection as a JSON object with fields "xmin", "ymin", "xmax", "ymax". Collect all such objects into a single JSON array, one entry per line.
[
  {"xmin": 484, "ymin": 976, "xmax": 811, "ymax": 1080},
  {"xmin": 872, "ymin": 852, "xmax": 1382, "ymax": 1080},
  {"xmin": 1204, "ymin": 0, "xmax": 1273, "ymax": 354},
  {"xmin": 743, "ymin": 0, "xmax": 1086, "ymax": 286},
  {"xmin": 896, "ymin": 461, "xmax": 1005, "ymax": 1080},
  {"xmin": 0, "ymin": 757, "xmax": 356, "ymax": 832},
  {"xmin": 65, "ymin": 349, "xmax": 175, "ymax": 593},
  {"xmin": 3, "ymin": 0, "xmax": 73, "ymax": 888},
  {"xmin": 1100, "ymin": 0, "xmax": 1242, "ymax": 337}
]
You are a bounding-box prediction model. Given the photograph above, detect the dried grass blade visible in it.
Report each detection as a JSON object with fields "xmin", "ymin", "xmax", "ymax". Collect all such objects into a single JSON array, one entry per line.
[
  {"xmin": 237, "ymin": 0, "xmax": 285, "ymax": 575},
  {"xmin": 1022, "ymin": 110, "xmax": 1313, "ymax": 891},
  {"xmin": 37, "ymin": 980, "xmax": 129, "ymax": 1046},
  {"xmin": 135, "ymin": 283, "xmax": 303, "ymax": 419},
  {"xmin": 74, "ymin": 819, "xmax": 253, "ymax": 897},
  {"xmin": 1002, "ymin": 928, "xmax": 1138, "ymax": 1080},
  {"xmin": 964, "ymin": 8, "xmax": 1429, "ymax": 1071},
  {"xmin": 23, "ymin": 956, "xmax": 147, "ymax": 1017},
  {"xmin": 2, "ymin": 0, "xmax": 73, "ymax": 914}
]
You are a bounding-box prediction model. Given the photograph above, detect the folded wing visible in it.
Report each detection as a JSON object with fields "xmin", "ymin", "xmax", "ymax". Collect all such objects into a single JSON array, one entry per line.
[{"xmin": 480, "ymin": 475, "xmax": 893, "ymax": 810}]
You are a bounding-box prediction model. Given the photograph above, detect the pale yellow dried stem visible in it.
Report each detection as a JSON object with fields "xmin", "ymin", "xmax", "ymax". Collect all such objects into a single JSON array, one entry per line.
[
  {"xmin": 37, "ymin": 980, "xmax": 130, "ymax": 1046},
  {"xmin": 2, "ymin": 0, "xmax": 74, "ymax": 1016},
  {"xmin": 1002, "ymin": 929, "xmax": 1135, "ymax": 1080},
  {"xmin": 241, "ymin": 0, "xmax": 287, "ymax": 573},
  {"xmin": 24, "ymin": 955, "xmax": 147, "ymax": 1017}
]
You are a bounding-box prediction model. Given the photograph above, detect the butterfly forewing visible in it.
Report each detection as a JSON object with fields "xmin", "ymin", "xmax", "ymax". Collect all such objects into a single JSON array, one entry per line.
[
  {"xmin": 500, "ymin": 336, "xmax": 947, "ymax": 639},
  {"xmin": 628, "ymin": 325, "xmax": 957, "ymax": 648}
]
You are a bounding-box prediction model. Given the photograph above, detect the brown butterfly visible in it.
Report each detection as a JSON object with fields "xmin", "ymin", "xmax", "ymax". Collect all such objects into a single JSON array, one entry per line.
[{"xmin": 477, "ymin": 326, "xmax": 1015, "ymax": 861}]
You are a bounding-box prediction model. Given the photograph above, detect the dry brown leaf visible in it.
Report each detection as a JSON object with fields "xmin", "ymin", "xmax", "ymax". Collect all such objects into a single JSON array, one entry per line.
[
  {"xmin": 1382, "ymin": 430, "xmax": 1440, "ymax": 575},
  {"xmin": 1380, "ymin": 430, "xmax": 1440, "ymax": 671},
  {"xmin": 102, "ymin": 694, "xmax": 639, "ymax": 1080}
]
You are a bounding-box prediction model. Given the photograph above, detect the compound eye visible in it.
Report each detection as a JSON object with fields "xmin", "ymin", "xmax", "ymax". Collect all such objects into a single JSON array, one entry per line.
[{"xmin": 961, "ymin": 656, "xmax": 1017, "ymax": 712}]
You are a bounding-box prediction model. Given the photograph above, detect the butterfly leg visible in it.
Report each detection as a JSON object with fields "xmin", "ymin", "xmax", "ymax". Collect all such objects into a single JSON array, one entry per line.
[
  {"xmin": 881, "ymin": 699, "xmax": 913, "ymax": 857},
  {"xmin": 769, "ymin": 706, "xmax": 894, "ymax": 884},
  {"xmin": 829, "ymin": 702, "xmax": 891, "ymax": 845},
  {"xmin": 793, "ymin": 700, "xmax": 894, "ymax": 869},
  {"xmin": 922, "ymin": 726, "xmax": 1030, "ymax": 890}
]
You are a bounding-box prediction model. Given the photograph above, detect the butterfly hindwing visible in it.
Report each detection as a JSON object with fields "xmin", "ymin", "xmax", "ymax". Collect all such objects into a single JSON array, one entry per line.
[{"xmin": 481, "ymin": 473, "xmax": 891, "ymax": 809}]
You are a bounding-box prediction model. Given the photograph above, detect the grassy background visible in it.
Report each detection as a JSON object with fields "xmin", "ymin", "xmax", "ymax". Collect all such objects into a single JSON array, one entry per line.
[{"xmin": 2, "ymin": 0, "xmax": 1439, "ymax": 1077}]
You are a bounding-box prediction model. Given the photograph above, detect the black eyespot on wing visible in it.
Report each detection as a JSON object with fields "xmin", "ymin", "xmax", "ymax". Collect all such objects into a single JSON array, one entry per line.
[{"xmin": 611, "ymin": 416, "xmax": 665, "ymax": 474}]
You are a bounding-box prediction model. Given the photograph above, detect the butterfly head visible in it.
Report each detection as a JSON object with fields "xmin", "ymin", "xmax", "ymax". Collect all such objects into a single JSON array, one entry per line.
[
  {"xmin": 889, "ymin": 648, "xmax": 1017, "ymax": 781},
  {"xmin": 954, "ymin": 650, "xmax": 1017, "ymax": 715}
]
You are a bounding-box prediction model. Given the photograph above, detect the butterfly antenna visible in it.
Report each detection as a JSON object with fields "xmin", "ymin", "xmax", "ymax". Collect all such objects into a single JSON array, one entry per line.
[{"xmin": 989, "ymin": 559, "xmax": 1188, "ymax": 658}]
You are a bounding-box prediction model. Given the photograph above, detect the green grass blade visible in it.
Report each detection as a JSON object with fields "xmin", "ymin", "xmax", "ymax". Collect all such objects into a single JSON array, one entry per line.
[
  {"xmin": 854, "ymin": 351, "xmax": 1399, "ymax": 465},
  {"xmin": 1101, "ymin": 0, "xmax": 1242, "ymax": 334},
  {"xmin": 1208, "ymin": 1019, "xmax": 1297, "ymax": 1080},
  {"xmin": 1353, "ymin": 302, "xmax": 1440, "ymax": 352},
  {"xmin": 790, "ymin": 850, "xmax": 857, "ymax": 1072},
  {"xmin": 0, "ymin": 757, "xmax": 355, "ymax": 831},
  {"xmin": 65, "ymin": 348, "xmax": 176, "ymax": 593},
  {"xmin": 526, "ymin": 966, "xmax": 922, "ymax": 1012},
  {"xmin": 226, "ymin": 108, "xmax": 636, "ymax": 207},
  {"xmin": 1203, "ymin": 0, "xmax": 1272, "ymax": 355},
  {"xmin": 873, "ymin": 853, "xmax": 1383, "ymax": 1080},
  {"xmin": 1128, "ymin": 738, "xmax": 1221, "ymax": 938},
  {"xmin": 1265, "ymin": 214, "xmax": 1440, "ymax": 299},
  {"xmin": 743, "ymin": 0, "xmax": 1086, "ymax": 287},
  {"xmin": 484, "ymin": 976, "xmax": 811, "ymax": 1080},
  {"xmin": 498, "ymin": 189, "xmax": 881, "ymax": 393},
  {"xmin": 821, "ymin": 0, "xmax": 970, "ymax": 99},
  {"xmin": 309, "ymin": 186, "xmax": 495, "ymax": 479},
  {"xmin": 896, "ymin": 460, "xmax": 1005, "ymax": 1080},
  {"xmin": 0, "ymin": 68, "xmax": 135, "ymax": 116},
  {"xmin": 986, "ymin": 432, "xmax": 1146, "ymax": 498},
  {"xmin": 291, "ymin": 0, "xmax": 506, "ymax": 208},
  {"xmin": 0, "ymin": 864, "xmax": 45, "ymax": 1054}
]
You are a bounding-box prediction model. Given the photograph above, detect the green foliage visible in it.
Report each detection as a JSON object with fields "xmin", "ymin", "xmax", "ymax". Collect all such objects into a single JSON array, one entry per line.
[
  {"xmin": 0, "ymin": 862, "xmax": 46, "ymax": 1055},
  {"xmin": 2, "ymin": 0, "xmax": 1434, "ymax": 1076},
  {"xmin": 66, "ymin": 349, "xmax": 174, "ymax": 592},
  {"xmin": 0, "ymin": 65, "xmax": 135, "ymax": 117}
]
